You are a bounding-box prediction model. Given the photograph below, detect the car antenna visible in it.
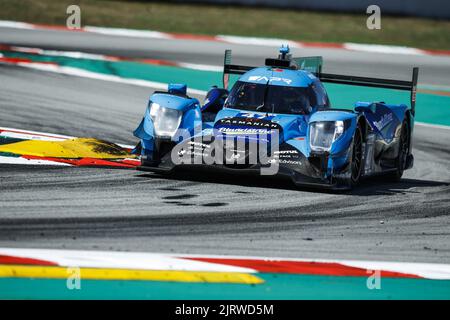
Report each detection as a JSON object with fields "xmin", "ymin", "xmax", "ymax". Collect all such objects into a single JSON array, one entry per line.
[{"xmin": 279, "ymin": 45, "xmax": 290, "ymax": 60}]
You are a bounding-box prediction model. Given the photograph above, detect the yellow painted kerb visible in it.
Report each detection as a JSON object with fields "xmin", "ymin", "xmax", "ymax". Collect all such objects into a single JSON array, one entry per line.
[
  {"xmin": 0, "ymin": 265, "xmax": 264, "ymax": 284},
  {"xmin": 0, "ymin": 138, "xmax": 134, "ymax": 159}
]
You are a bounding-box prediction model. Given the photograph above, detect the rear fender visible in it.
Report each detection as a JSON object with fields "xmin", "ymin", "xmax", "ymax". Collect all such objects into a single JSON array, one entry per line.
[{"xmin": 354, "ymin": 102, "xmax": 406, "ymax": 143}]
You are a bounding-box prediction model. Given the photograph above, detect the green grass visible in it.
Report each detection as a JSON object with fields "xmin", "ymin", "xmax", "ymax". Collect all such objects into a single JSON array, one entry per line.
[{"xmin": 0, "ymin": 0, "xmax": 449, "ymax": 50}]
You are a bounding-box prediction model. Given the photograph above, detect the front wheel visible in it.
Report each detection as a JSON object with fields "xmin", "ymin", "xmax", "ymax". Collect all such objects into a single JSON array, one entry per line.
[
  {"xmin": 140, "ymin": 139, "xmax": 174, "ymax": 167},
  {"xmin": 338, "ymin": 125, "xmax": 363, "ymax": 189}
]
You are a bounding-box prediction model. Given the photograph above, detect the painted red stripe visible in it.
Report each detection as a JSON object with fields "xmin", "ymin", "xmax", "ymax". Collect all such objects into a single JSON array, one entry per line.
[
  {"xmin": 0, "ymin": 57, "xmax": 57, "ymax": 66},
  {"xmin": 0, "ymin": 44, "xmax": 13, "ymax": 50},
  {"xmin": 132, "ymin": 58, "xmax": 179, "ymax": 67},
  {"xmin": 170, "ymin": 33, "xmax": 220, "ymax": 41},
  {"xmin": 33, "ymin": 24, "xmax": 85, "ymax": 32},
  {"xmin": 120, "ymin": 159, "xmax": 141, "ymax": 166},
  {"xmin": 0, "ymin": 46, "xmax": 42, "ymax": 54},
  {"xmin": 185, "ymin": 257, "xmax": 422, "ymax": 279},
  {"xmin": 300, "ymin": 41, "xmax": 345, "ymax": 49},
  {"xmin": 0, "ymin": 57, "xmax": 33, "ymax": 63},
  {"xmin": 422, "ymin": 49, "xmax": 450, "ymax": 56},
  {"xmin": 0, "ymin": 254, "xmax": 57, "ymax": 266},
  {"xmin": 21, "ymin": 155, "xmax": 138, "ymax": 168},
  {"xmin": 418, "ymin": 89, "xmax": 450, "ymax": 97}
]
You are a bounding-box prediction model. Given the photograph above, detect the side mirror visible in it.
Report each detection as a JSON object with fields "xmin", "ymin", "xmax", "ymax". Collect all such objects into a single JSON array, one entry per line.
[{"xmin": 202, "ymin": 87, "xmax": 228, "ymax": 113}]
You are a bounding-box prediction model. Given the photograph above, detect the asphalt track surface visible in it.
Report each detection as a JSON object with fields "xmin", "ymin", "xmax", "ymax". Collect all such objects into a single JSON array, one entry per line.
[
  {"xmin": 2, "ymin": 27, "xmax": 450, "ymax": 86},
  {"xmin": 0, "ymin": 28, "xmax": 449, "ymax": 264}
]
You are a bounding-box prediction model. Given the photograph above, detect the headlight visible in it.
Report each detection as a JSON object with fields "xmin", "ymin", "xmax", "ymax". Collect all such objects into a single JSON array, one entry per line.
[
  {"xmin": 309, "ymin": 120, "xmax": 344, "ymax": 152},
  {"xmin": 148, "ymin": 102, "xmax": 182, "ymax": 138}
]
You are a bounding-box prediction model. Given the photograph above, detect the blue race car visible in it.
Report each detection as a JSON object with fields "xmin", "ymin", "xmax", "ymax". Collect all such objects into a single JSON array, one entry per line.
[{"xmin": 133, "ymin": 46, "xmax": 419, "ymax": 190}]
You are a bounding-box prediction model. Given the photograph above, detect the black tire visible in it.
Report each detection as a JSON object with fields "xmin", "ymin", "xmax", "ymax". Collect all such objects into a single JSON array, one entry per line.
[
  {"xmin": 339, "ymin": 125, "xmax": 363, "ymax": 189},
  {"xmin": 385, "ymin": 120, "xmax": 410, "ymax": 182},
  {"xmin": 140, "ymin": 155, "xmax": 159, "ymax": 167}
]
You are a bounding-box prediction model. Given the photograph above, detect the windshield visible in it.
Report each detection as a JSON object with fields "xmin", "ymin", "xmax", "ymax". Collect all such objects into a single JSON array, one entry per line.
[{"xmin": 224, "ymin": 81, "xmax": 317, "ymax": 115}]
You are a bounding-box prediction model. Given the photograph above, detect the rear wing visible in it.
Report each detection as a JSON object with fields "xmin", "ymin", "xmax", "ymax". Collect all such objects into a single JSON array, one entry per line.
[
  {"xmin": 222, "ymin": 51, "xmax": 324, "ymax": 82},
  {"xmin": 319, "ymin": 69, "xmax": 419, "ymax": 116},
  {"xmin": 222, "ymin": 50, "xmax": 419, "ymax": 115}
]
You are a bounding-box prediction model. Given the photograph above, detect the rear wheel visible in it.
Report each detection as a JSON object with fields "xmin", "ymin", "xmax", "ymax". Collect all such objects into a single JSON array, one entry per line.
[{"xmin": 385, "ymin": 120, "xmax": 409, "ymax": 182}]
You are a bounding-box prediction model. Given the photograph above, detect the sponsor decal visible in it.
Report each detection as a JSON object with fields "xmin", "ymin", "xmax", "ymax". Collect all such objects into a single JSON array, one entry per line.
[
  {"xmin": 215, "ymin": 118, "xmax": 279, "ymax": 129},
  {"xmin": 373, "ymin": 113, "xmax": 393, "ymax": 131},
  {"xmin": 279, "ymin": 160, "xmax": 302, "ymax": 165},
  {"xmin": 271, "ymin": 148, "xmax": 302, "ymax": 165},
  {"xmin": 236, "ymin": 113, "xmax": 277, "ymax": 121},
  {"xmin": 248, "ymin": 76, "xmax": 292, "ymax": 85},
  {"xmin": 268, "ymin": 159, "xmax": 302, "ymax": 165},
  {"xmin": 274, "ymin": 150, "xmax": 298, "ymax": 155},
  {"xmin": 213, "ymin": 117, "xmax": 283, "ymax": 139},
  {"xmin": 214, "ymin": 117, "xmax": 282, "ymax": 139},
  {"xmin": 170, "ymin": 129, "xmax": 280, "ymax": 175},
  {"xmin": 218, "ymin": 128, "xmax": 274, "ymax": 135}
]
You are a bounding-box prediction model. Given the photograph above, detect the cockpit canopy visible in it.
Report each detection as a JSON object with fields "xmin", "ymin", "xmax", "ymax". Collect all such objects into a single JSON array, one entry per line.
[{"xmin": 224, "ymin": 80, "xmax": 330, "ymax": 115}]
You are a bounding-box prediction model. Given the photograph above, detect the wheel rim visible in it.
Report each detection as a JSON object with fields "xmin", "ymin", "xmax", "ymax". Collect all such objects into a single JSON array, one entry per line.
[{"xmin": 351, "ymin": 128, "xmax": 363, "ymax": 183}]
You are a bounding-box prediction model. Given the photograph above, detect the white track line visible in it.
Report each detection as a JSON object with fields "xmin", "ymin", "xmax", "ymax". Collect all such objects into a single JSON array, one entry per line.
[
  {"xmin": 8, "ymin": 61, "xmax": 207, "ymax": 96},
  {"xmin": 0, "ymin": 248, "xmax": 255, "ymax": 273},
  {"xmin": 2, "ymin": 45, "xmax": 222, "ymax": 72},
  {"xmin": 0, "ymin": 127, "xmax": 74, "ymax": 141},
  {"xmin": 343, "ymin": 43, "xmax": 425, "ymax": 55},
  {"xmin": 416, "ymin": 122, "xmax": 450, "ymax": 130},
  {"xmin": 0, "ymin": 156, "xmax": 70, "ymax": 166}
]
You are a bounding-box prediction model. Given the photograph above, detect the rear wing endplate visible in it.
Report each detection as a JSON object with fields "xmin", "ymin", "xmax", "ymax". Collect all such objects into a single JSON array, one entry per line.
[
  {"xmin": 223, "ymin": 49, "xmax": 253, "ymax": 89},
  {"xmin": 292, "ymin": 56, "xmax": 323, "ymax": 74}
]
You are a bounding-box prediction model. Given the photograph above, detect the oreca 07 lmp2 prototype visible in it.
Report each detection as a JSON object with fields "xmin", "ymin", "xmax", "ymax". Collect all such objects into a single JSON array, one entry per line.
[{"xmin": 133, "ymin": 47, "xmax": 419, "ymax": 190}]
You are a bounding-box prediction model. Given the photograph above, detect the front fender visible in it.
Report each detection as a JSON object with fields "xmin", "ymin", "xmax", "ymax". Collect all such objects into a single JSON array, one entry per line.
[
  {"xmin": 133, "ymin": 93, "xmax": 202, "ymax": 158},
  {"xmin": 308, "ymin": 110, "xmax": 358, "ymax": 155},
  {"xmin": 307, "ymin": 110, "xmax": 359, "ymax": 176},
  {"xmin": 133, "ymin": 109, "xmax": 154, "ymax": 141},
  {"xmin": 133, "ymin": 112, "xmax": 155, "ymax": 156}
]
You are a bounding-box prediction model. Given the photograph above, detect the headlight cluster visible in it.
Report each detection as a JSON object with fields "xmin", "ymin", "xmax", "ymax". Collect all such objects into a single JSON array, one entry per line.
[
  {"xmin": 149, "ymin": 102, "xmax": 182, "ymax": 138},
  {"xmin": 309, "ymin": 121, "xmax": 344, "ymax": 152}
]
